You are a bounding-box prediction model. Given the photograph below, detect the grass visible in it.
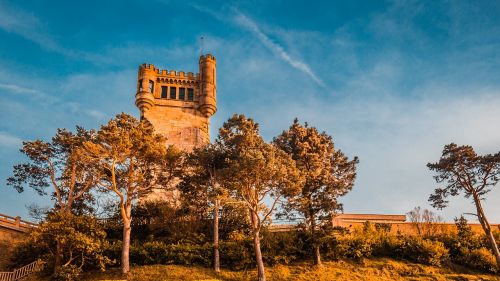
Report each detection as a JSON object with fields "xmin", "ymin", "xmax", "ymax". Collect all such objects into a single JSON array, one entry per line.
[{"xmin": 31, "ymin": 258, "xmax": 500, "ymax": 281}]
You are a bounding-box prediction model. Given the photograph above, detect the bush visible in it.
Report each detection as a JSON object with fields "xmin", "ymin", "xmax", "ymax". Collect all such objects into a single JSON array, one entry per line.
[
  {"xmin": 220, "ymin": 240, "xmax": 254, "ymax": 269},
  {"xmin": 101, "ymin": 220, "xmax": 497, "ymax": 274},
  {"xmin": 322, "ymin": 231, "xmax": 374, "ymax": 260},
  {"xmin": 458, "ymin": 247, "xmax": 497, "ymax": 273},
  {"xmin": 261, "ymin": 231, "xmax": 307, "ymax": 265},
  {"xmin": 10, "ymin": 213, "xmax": 110, "ymax": 274},
  {"xmin": 53, "ymin": 264, "xmax": 82, "ymax": 281},
  {"xmin": 393, "ymin": 236, "xmax": 448, "ymax": 266},
  {"xmin": 345, "ymin": 235, "xmax": 373, "ymax": 260},
  {"xmin": 106, "ymin": 240, "xmax": 212, "ymax": 267}
]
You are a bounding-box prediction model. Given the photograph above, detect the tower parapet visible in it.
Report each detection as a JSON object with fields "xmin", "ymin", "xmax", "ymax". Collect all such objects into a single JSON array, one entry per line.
[
  {"xmin": 134, "ymin": 55, "xmax": 217, "ymax": 151},
  {"xmin": 199, "ymin": 54, "xmax": 217, "ymax": 117}
]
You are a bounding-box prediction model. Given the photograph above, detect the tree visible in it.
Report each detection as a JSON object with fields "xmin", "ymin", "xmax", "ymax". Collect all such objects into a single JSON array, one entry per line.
[
  {"xmin": 407, "ymin": 206, "xmax": 443, "ymax": 236},
  {"xmin": 218, "ymin": 114, "xmax": 303, "ymax": 281},
  {"xmin": 80, "ymin": 113, "xmax": 173, "ymax": 275},
  {"xmin": 179, "ymin": 142, "xmax": 229, "ymax": 273},
  {"xmin": 7, "ymin": 127, "xmax": 99, "ymax": 214},
  {"xmin": 13, "ymin": 212, "xmax": 110, "ymax": 280},
  {"xmin": 273, "ymin": 119, "xmax": 358, "ymax": 266},
  {"xmin": 7, "ymin": 127, "xmax": 100, "ymax": 272},
  {"xmin": 427, "ymin": 143, "xmax": 500, "ymax": 269}
]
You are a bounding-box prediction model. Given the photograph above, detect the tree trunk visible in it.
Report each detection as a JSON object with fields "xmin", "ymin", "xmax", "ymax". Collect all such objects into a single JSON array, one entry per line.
[
  {"xmin": 314, "ymin": 245, "xmax": 322, "ymax": 266},
  {"xmin": 213, "ymin": 199, "xmax": 220, "ymax": 273},
  {"xmin": 54, "ymin": 240, "xmax": 62, "ymax": 274},
  {"xmin": 251, "ymin": 210, "xmax": 266, "ymax": 281},
  {"xmin": 310, "ymin": 213, "xmax": 322, "ymax": 266},
  {"xmin": 485, "ymin": 227, "xmax": 500, "ymax": 271},
  {"xmin": 54, "ymin": 208, "xmax": 70, "ymax": 274},
  {"xmin": 121, "ymin": 205, "xmax": 132, "ymax": 275},
  {"xmin": 473, "ymin": 193, "xmax": 500, "ymax": 270}
]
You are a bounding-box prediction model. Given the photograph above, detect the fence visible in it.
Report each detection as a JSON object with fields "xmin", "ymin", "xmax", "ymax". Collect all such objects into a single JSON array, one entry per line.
[
  {"xmin": 0, "ymin": 260, "xmax": 43, "ymax": 281},
  {"xmin": 0, "ymin": 214, "xmax": 37, "ymax": 233}
]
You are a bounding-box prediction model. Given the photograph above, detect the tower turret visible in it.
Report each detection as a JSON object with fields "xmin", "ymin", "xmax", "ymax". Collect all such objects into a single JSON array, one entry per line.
[
  {"xmin": 198, "ymin": 54, "xmax": 217, "ymax": 117},
  {"xmin": 135, "ymin": 64, "xmax": 156, "ymax": 116}
]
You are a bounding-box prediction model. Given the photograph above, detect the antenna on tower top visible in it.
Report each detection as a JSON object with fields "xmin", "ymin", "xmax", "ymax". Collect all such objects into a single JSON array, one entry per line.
[{"xmin": 200, "ymin": 36, "xmax": 204, "ymax": 56}]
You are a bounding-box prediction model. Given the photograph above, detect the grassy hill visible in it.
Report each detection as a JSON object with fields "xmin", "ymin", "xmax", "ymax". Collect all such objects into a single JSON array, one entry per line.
[{"xmin": 31, "ymin": 258, "xmax": 500, "ymax": 281}]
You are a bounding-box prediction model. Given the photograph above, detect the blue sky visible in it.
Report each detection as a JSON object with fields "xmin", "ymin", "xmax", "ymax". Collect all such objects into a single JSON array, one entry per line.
[{"xmin": 1, "ymin": 0, "xmax": 500, "ymax": 222}]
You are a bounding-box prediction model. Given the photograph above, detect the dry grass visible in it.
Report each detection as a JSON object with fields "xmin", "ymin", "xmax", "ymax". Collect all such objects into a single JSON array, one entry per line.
[{"xmin": 31, "ymin": 258, "xmax": 500, "ymax": 281}]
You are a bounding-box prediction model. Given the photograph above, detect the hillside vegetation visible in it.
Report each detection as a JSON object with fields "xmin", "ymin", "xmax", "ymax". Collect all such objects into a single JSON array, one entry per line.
[{"xmin": 30, "ymin": 259, "xmax": 500, "ymax": 281}]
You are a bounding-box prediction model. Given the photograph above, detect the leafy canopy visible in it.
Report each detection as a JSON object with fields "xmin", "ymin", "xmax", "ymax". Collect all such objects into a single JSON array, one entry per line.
[
  {"xmin": 273, "ymin": 119, "xmax": 358, "ymax": 221},
  {"xmin": 7, "ymin": 127, "xmax": 100, "ymax": 214},
  {"xmin": 427, "ymin": 143, "xmax": 500, "ymax": 209}
]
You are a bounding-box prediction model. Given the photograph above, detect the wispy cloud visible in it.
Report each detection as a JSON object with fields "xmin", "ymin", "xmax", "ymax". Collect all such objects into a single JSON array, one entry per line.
[
  {"xmin": 0, "ymin": 2, "xmax": 60, "ymax": 52},
  {"xmin": 85, "ymin": 109, "xmax": 107, "ymax": 120},
  {"xmin": 232, "ymin": 11, "xmax": 326, "ymax": 87},
  {"xmin": 0, "ymin": 2, "xmax": 106, "ymax": 63},
  {"xmin": 190, "ymin": 4, "xmax": 326, "ymax": 88},
  {"xmin": 0, "ymin": 83, "xmax": 42, "ymax": 95},
  {"xmin": 0, "ymin": 68, "xmax": 121, "ymax": 122},
  {"xmin": 0, "ymin": 131, "xmax": 22, "ymax": 147}
]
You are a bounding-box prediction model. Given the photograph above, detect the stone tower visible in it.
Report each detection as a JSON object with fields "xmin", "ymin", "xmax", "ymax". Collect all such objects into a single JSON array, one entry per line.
[{"xmin": 135, "ymin": 54, "xmax": 217, "ymax": 150}]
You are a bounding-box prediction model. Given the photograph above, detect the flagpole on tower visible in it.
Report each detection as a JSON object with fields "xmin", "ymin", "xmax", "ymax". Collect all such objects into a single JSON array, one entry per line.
[{"xmin": 200, "ymin": 36, "xmax": 204, "ymax": 56}]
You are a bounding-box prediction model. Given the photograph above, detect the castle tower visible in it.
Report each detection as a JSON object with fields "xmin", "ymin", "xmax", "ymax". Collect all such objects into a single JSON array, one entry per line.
[{"xmin": 135, "ymin": 54, "xmax": 217, "ymax": 151}]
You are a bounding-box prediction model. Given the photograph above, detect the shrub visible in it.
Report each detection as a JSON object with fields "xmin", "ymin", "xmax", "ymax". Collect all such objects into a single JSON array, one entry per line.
[
  {"xmin": 261, "ymin": 231, "xmax": 307, "ymax": 265},
  {"xmin": 10, "ymin": 213, "xmax": 110, "ymax": 275},
  {"xmin": 345, "ymin": 235, "xmax": 373, "ymax": 260},
  {"xmin": 393, "ymin": 236, "xmax": 448, "ymax": 266},
  {"xmin": 53, "ymin": 264, "xmax": 82, "ymax": 281},
  {"xmin": 322, "ymin": 231, "xmax": 374, "ymax": 260},
  {"xmin": 219, "ymin": 240, "xmax": 254, "ymax": 269},
  {"xmin": 458, "ymin": 247, "xmax": 497, "ymax": 273},
  {"xmin": 106, "ymin": 240, "xmax": 213, "ymax": 267}
]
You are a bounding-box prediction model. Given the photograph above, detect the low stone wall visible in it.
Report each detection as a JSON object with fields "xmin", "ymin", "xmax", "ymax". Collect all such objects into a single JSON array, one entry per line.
[
  {"xmin": 335, "ymin": 220, "xmax": 498, "ymax": 235},
  {"xmin": 0, "ymin": 215, "xmax": 33, "ymax": 271}
]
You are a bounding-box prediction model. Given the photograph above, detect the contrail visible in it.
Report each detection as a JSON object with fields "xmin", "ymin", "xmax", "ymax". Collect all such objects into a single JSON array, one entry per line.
[{"xmin": 233, "ymin": 11, "xmax": 326, "ymax": 87}]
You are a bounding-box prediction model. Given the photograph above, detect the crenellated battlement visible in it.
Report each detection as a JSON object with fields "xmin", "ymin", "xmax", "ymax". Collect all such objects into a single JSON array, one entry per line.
[
  {"xmin": 199, "ymin": 54, "xmax": 216, "ymax": 62},
  {"xmin": 139, "ymin": 64, "xmax": 199, "ymax": 79}
]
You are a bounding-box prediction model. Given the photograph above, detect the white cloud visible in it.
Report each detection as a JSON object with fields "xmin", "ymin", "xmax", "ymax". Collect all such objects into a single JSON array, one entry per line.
[
  {"xmin": 0, "ymin": 131, "xmax": 22, "ymax": 147},
  {"xmin": 242, "ymin": 83, "xmax": 500, "ymax": 222},
  {"xmin": 0, "ymin": 82, "xmax": 41, "ymax": 95},
  {"xmin": 85, "ymin": 109, "xmax": 107, "ymax": 120},
  {"xmin": 0, "ymin": 2, "xmax": 107, "ymax": 62}
]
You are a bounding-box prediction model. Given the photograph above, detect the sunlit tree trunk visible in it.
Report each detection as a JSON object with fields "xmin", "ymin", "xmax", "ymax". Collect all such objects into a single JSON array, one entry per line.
[
  {"xmin": 251, "ymin": 210, "xmax": 266, "ymax": 281},
  {"xmin": 54, "ymin": 240, "xmax": 62, "ymax": 274},
  {"xmin": 121, "ymin": 204, "xmax": 132, "ymax": 275},
  {"xmin": 473, "ymin": 192, "xmax": 500, "ymax": 269},
  {"xmin": 310, "ymin": 212, "xmax": 322, "ymax": 266},
  {"xmin": 213, "ymin": 198, "xmax": 220, "ymax": 273},
  {"xmin": 54, "ymin": 208, "xmax": 70, "ymax": 274}
]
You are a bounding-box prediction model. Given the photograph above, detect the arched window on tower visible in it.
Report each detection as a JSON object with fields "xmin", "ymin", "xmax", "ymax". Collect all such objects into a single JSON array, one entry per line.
[
  {"xmin": 170, "ymin": 87, "xmax": 177, "ymax": 99},
  {"xmin": 148, "ymin": 80, "xmax": 154, "ymax": 93},
  {"xmin": 179, "ymin": 88, "xmax": 186, "ymax": 100},
  {"xmin": 161, "ymin": 86, "xmax": 168, "ymax": 98},
  {"xmin": 187, "ymin": 88, "xmax": 194, "ymax": 101},
  {"xmin": 138, "ymin": 79, "xmax": 143, "ymax": 91}
]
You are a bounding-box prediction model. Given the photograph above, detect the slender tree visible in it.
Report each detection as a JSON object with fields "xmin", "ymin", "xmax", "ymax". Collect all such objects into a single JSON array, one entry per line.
[
  {"xmin": 427, "ymin": 143, "xmax": 500, "ymax": 269},
  {"xmin": 407, "ymin": 206, "xmax": 443, "ymax": 236},
  {"xmin": 218, "ymin": 114, "xmax": 303, "ymax": 281},
  {"xmin": 81, "ymin": 113, "xmax": 172, "ymax": 275},
  {"xmin": 179, "ymin": 142, "xmax": 228, "ymax": 273},
  {"xmin": 273, "ymin": 119, "xmax": 358, "ymax": 266},
  {"xmin": 7, "ymin": 127, "xmax": 100, "ymax": 272}
]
